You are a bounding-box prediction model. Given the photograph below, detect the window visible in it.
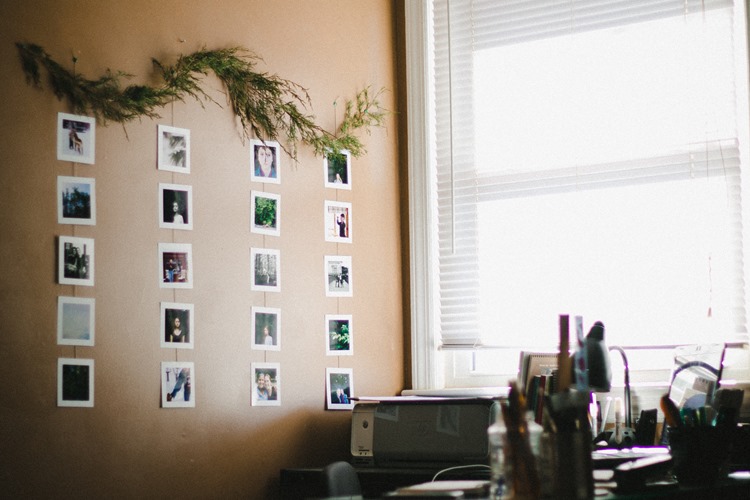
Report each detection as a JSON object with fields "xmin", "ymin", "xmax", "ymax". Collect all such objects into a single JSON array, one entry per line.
[{"xmin": 405, "ymin": 0, "xmax": 750, "ymax": 389}]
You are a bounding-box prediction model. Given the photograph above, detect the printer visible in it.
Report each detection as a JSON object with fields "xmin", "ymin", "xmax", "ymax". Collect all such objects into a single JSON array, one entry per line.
[{"xmin": 350, "ymin": 397, "xmax": 499, "ymax": 468}]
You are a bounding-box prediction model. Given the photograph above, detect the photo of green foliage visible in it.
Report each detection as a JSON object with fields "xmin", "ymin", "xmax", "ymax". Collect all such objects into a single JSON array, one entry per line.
[
  {"xmin": 326, "ymin": 315, "xmax": 352, "ymax": 355},
  {"xmin": 251, "ymin": 191, "xmax": 280, "ymax": 236},
  {"xmin": 254, "ymin": 197, "xmax": 277, "ymax": 228}
]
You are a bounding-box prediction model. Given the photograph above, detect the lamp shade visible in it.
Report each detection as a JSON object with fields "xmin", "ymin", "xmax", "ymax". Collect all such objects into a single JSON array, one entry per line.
[{"xmin": 585, "ymin": 321, "xmax": 612, "ymax": 392}]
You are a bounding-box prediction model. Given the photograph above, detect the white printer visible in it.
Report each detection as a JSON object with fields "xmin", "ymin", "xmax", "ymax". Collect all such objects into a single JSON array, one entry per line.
[{"xmin": 350, "ymin": 397, "xmax": 499, "ymax": 468}]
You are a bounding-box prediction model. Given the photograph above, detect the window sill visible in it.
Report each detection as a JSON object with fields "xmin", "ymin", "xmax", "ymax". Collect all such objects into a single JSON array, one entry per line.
[{"xmin": 401, "ymin": 386, "xmax": 510, "ymax": 398}]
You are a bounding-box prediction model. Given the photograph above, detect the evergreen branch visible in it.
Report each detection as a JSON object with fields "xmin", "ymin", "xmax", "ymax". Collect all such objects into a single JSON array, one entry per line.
[{"xmin": 16, "ymin": 42, "xmax": 387, "ymax": 160}]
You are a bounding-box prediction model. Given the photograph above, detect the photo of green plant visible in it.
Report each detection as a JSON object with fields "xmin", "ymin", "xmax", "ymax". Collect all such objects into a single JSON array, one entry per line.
[
  {"xmin": 326, "ymin": 314, "xmax": 352, "ymax": 356},
  {"xmin": 251, "ymin": 191, "xmax": 280, "ymax": 237},
  {"xmin": 324, "ymin": 149, "xmax": 351, "ymax": 190}
]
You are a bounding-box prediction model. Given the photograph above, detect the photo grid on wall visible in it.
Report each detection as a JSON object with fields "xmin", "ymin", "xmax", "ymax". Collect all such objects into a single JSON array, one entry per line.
[
  {"xmin": 323, "ymin": 149, "xmax": 355, "ymax": 410},
  {"xmin": 52, "ymin": 113, "xmax": 366, "ymax": 411},
  {"xmin": 56, "ymin": 113, "xmax": 97, "ymax": 408},
  {"xmin": 158, "ymin": 124, "xmax": 196, "ymax": 408},
  {"xmin": 249, "ymin": 139, "xmax": 284, "ymax": 407}
]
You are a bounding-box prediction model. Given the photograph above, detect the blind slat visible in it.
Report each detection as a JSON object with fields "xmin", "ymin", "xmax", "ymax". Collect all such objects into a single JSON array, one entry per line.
[
  {"xmin": 432, "ymin": 0, "xmax": 745, "ymax": 349},
  {"xmin": 470, "ymin": 0, "xmax": 733, "ymax": 49}
]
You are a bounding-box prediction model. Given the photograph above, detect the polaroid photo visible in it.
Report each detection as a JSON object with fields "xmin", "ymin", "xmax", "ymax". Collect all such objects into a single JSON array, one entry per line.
[
  {"xmin": 157, "ymin": 124, "xmax": 190, "ymax": 173},
  {"xmin": 324, "ymin": 200, "xmax": 352, "ymax": 244},
  {"xmin": 159, "ymin": 183, "xmax": 193, "ymax": 230},
  {"xmin": 161, "ymin": 361, "xmax": 195, "ymax": 408},
  {"xmin": 325, "ymin": 255, "xmax": 352, "ymax": 297},
  {"xmin": 58, "ymin": 358, "xmax": 94, "ymax": 407},
  {"xmin": 251, "ymin": 191, "xmax": 280, "ymax": 237},
  {"xmin": 250, "ymin": 139, "xmax": 280, "ymax": 184},
  {"xmin": 57, "ymin": 176, "xmax": 96, "ymax": 225},
  {"xmin": 159, "ymin": 243, "xmax": 193, "ymax": 289},
  {"xmin": 252, "ymin": 306, "xmax": 281, "ymax": 351},
  {"xmin": 57, "ymin": 296, "xmax": 95, "ymax": 346},
  {"xmin": 58, "ymin": 236, "xmax": 94, "ymax": 286},
  {"xmin": 57, "ymin": 112, "xmax": 95, "ymax": 164},
  {"xmin": 326, "ymin": 314, "xmax": 352, "ymax": 356},
  {"xmin": 160, "ymin": 302, "xmax": 194, "ymax": 349},
  {"xmin": 251, "ymin": 247, "xmax": 280, "ymax": 292},
  {"xmin": 324, "ymin": 149, "xmax": 351, "ymax": 190},
  {"xmin": 326, "ymin": 367, "xmax": 354, "ymax": 410},
  {"xmin": 252, "ymin": 362, "xmax": 280, "ymax": 406}
]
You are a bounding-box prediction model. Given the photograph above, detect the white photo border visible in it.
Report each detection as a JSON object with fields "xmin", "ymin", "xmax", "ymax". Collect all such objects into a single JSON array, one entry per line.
[
  {"xmin": 57, "ymin": 176, "xmax": 96, "ymax": 226},
  {"xmin": 324, "ymin": 149, "xmax": 351, "ymax": 190},
  {"xmin": 159, "ymin": 183, "xmax": 193, "ymax": 230},
  {"xmin": 252, "ymin": 362, "xmax": 281, "ymax": 406},
  {"xmin": 252, "ymin": 306, "xmax": 281, "ymax": 351},
  {"xmin": 250, "ymin": 139, "xmax": 281, "ymax": 184},
  {"xmin": 159, "ymin": 243, "xmax": 193, "ymax": 289},
  {"xmin": 251, "ymin": 190, "xmax": 281, "ymax": 237},
  {"xmin": 161, "ymin": 361, "xmax": 195, "ymax": 408},
  {"xmin": 251, "ymin": 247, "xmax": 281, "ymax": 292},
  {"xmin": 58, "ymin": 236, "xmax": 95, "ymax": 287},
  {"xmin": 57, "ymin": 112, "xmax": 95, "ymax": 164},
  {"xmin": 160, "ymin": 302, "xmax": 195, "ymax": 349},
  {"xmin": 57, "ymin": 296, "xmax": 95, "ymax": 346},
  {"xmin": 324, "ymin": 200, "xmax": 352, "ymax": 244},
  {"xmin": 58, "ymin": 357, "xmax": 94, "ymax": 407},
  {"xmin": 324, "ymin": 255, "xmax": 352, "ymax": 297},
  {"xmin": 157, "ymin": 124, "xmax": 191, "ymax": 173},
  {"xmin": 326, "ymin": 367, "xmax": 354, "ymax": 410},
  {"xmin": 325, "ymin": 314, "xmax": 353, "ymax": 356}
]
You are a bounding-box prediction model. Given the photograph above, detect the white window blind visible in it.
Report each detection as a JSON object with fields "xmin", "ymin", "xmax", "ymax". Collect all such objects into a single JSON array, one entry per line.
[{"xmin": 432, "ymin": 0, "xmax": 749, "ymax": 351}]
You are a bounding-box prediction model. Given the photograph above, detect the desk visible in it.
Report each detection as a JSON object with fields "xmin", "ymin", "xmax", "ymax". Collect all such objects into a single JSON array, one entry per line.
[
  {"xmin": 281, "ymin": 466, "xmax": 750, "ymax": 499},
  {"xmin": 280, "ymin": 466, "xmax": 489, "ymax": 499},
  {"xmin": 596, "ymin": 470, "xmax": 750, "ymax": 499}
]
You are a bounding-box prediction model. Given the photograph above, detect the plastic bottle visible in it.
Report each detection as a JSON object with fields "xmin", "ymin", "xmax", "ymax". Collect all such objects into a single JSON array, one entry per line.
[
  {"xmin": 527, "ymin": 415, "xmax": 552, "ymax": 499},
  {"xmin": 488, "ymin": 409, "xmax": 507, "ymax": 499}
]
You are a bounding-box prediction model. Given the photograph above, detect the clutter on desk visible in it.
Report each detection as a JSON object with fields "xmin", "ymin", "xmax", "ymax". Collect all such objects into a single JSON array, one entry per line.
[
  {"xmin": 499, "ymin": 316, "xmax": 748, "ymax": 499},
  {"xmin": 660, "ymin": 387, "xmax": 745, "ymax": 485},
  {"xmin": 491, "ymin": 316, "xmax": 597, "ymax": 500}
]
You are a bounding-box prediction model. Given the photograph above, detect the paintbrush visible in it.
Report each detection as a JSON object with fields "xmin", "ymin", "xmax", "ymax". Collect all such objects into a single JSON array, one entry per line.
[{"xmin": 660, "ymin": 393, "xmax": 682, "ymax": 429}]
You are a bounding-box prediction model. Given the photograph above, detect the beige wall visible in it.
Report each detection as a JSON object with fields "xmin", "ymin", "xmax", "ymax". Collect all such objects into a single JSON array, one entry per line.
[{"xmin": 0, "ymin": 1, "xmax": 404, "ymax": 498}]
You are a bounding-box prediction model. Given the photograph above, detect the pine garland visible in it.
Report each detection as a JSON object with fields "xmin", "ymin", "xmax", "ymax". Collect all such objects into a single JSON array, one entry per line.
[{"xmin": 16, "ymin": 42, "xmax": 386, "ymax": 160}]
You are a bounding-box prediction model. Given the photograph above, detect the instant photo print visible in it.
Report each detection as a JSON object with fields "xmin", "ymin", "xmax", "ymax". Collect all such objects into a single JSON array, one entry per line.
[
  {"xmin": 161, "ymin": 361, "xmax": 195, "ymax": 408},
  {"xmin": 157, "ymin": 124, "xmax": 190, "ymax": 173},
  {"xmin": 251, "ymin": 139, "xmax": 280, "ymax": 184},
  {"xmin": 252, "ymin": 306, "xmax": 281, "ymax": 351},
  {"xmin": 57, "ymin": 112, "xmax": 95, "ymax": 164},
  {"xmin": 58, "ymin": 236, "xmax": 94, "ymax": 286},
  {"xmin": 57, "ymin": 358, "xmax": 94, "ymax": 408},
  {"xmin": 57, "ymin": 176, "xmax": 96, "ymax": 225},
  {"xmin": 159, "ymin": 243, "xmax": 193, "ymax": 289},
  {"xmin": 252, "ymin": 362, "xmax": 280, "ymax": 406},
  {"xmin": 57, "ymin": 296, "xmax": 95, "ymax": 346}
]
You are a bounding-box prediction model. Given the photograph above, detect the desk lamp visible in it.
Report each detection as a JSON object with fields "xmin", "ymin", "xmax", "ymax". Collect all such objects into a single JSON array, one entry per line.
[{"xmin": 584, "ymin": 322, "xmax": 635, "ymax": 447}]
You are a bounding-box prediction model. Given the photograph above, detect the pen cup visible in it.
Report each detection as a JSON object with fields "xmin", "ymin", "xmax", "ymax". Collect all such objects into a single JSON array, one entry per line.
[
  {"xmin": 552, "ymin": 429, "xmax": 593, "ymax": 499},
  {"xmin": 668, "ymin": 426, "xmax": 733, "ymax": 485}
]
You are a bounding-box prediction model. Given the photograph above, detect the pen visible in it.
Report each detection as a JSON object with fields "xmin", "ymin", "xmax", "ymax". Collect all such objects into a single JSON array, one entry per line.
[{"xmin": 600, "ymin": 396, "xmax": 612, "ymax": 434}]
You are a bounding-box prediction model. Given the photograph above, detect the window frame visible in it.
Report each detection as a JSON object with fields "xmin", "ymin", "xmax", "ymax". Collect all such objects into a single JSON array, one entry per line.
[{"xmin": 405, "ymin": 0, "xmax": 750, "ymax": 391}]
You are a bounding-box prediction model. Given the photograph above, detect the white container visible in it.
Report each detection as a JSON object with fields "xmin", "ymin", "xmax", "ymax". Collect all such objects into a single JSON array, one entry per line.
[{"xmin": 488, "ymin": 413, "xmax": 507, "ymax": 499}]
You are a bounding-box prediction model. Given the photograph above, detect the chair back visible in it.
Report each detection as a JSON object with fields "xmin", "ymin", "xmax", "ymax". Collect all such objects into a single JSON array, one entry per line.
[{"xmin": 322, "ymin": 461, "xmax": 362, "ymax": 499}]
